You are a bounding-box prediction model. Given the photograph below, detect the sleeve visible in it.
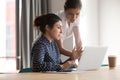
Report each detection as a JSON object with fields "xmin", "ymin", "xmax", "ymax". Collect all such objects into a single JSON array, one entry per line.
[{"xmin": 31, "ymin": 43, "xmax": 61, "ymax": 72}]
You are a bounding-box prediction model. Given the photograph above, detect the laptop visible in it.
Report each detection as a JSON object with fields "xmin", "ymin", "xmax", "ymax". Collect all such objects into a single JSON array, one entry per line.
[
  {"xmin": 58, "ymin": 46, "xmax": 108, "ymax": 72},
  {"xmin": 77, "ymin": 46, "xmax": 108, "ymax": 71}
]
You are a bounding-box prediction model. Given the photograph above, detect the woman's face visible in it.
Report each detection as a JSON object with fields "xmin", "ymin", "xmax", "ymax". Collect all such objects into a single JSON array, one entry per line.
[
  {"xmin": 48, "ymin": 21, "xmax": 63, "ymax": 40},
  {"xmin": 65, "ymin": 8, "xmax": 80, "ymax": 23}
]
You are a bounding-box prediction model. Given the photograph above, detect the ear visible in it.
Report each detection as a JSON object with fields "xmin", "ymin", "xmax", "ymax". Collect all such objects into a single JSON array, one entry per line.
[{"xmin": 45, "ymin": 25, "xmax": 50, "ymax": 32}]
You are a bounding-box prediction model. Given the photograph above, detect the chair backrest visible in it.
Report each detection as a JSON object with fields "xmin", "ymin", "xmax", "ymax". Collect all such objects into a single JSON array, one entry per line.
[{"xmin": 19, "ymin": 68, "xmax": 32, "ymax": 73}]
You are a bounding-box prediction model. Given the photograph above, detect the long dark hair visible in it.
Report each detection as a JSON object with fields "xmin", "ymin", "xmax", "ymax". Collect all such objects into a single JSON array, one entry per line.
[
  {"xmin": 64, "ymin": 0, "xmax": 82, "ymax": 11},
  {"xmin": 34, "ymin": 13, "xmax": 62, "ymax": 33}
]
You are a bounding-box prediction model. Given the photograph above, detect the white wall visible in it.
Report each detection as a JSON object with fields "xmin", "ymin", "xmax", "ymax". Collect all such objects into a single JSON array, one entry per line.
[
  {"xmin": 100, "ymin": 0, "xmax": 120, "ymax": 50},
  {"xmin": 99, "ymin": 0, "xmax": 120, "ymax": 65},
  {"xmin": 80, "ymin": 0, "xmax": 99, "ymax": 46}
]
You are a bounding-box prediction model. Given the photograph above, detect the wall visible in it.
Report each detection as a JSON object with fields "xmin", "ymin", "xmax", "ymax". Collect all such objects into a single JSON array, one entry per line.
[
  {"xmin": 99, "ymin": 0, "xmax": 120, "ymax": 64},
  {"xmin": 99, "ymin": 0, "xmax": 120, "ymax": 50},
  {"xmin": 83, "ymin": 0, "xmax": 99, "ymax": 46}
]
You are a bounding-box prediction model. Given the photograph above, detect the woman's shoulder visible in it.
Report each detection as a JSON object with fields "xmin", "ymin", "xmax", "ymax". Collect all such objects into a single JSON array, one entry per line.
[{"xmin": 32, "ymin": 36, "xmax": 46, "ymax": 48}]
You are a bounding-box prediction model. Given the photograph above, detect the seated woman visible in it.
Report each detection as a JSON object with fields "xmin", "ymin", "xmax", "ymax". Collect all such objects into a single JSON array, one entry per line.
[{"xmin": 31, "ymin": 14, "xmax": 77, "ymax": 72}]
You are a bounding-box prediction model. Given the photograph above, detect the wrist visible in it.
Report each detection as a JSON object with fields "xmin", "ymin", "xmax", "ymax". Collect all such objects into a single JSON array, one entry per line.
[{"xmin": 60, "ymin": 65, "xmax": 64, "ymax": 70}]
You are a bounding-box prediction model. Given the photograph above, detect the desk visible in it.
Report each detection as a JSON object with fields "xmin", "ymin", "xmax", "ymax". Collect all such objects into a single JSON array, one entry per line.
[{"xmin": 0, "ymin": 67, "xmax": 120, "ymax": 80}]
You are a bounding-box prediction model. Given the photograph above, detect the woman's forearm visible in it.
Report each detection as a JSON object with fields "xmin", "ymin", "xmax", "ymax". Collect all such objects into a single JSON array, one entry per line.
[
  {"xmin": 59, "ymin": 47, "xmax": 72, "ymax": 57},
  {"xmin": 73, "ymin": 26, "xmax": 83, "ymax": 51}
]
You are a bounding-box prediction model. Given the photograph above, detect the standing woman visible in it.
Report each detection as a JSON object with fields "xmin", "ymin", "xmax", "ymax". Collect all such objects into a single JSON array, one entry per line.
[{"xmin": 56, "ymin": 0, "xmax": 83, "ymax": 60}]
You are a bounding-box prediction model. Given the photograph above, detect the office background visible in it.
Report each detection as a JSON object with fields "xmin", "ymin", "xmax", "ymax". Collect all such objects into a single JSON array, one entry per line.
[{"xmin": 0, "ymin": 0, "xmax": 120, "ymax": 71}]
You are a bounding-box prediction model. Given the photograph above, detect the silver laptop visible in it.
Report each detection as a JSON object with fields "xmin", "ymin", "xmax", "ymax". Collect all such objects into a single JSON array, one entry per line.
[
  {"xmin": 48, "ymin": 46, "xmax": 107, "ymax": 73},
  {"xmin": 77, "ymin": 46, "xmax": 108, "ymax": 71}
]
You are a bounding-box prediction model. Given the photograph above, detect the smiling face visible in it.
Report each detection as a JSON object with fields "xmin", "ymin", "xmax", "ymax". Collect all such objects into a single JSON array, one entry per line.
[
  {"xmin": 65, "ymin": 8, "xmax": 80, "ymax": 23},
  {"xmin": 47, "ymin": 21, "xmax": 63, "ymax": 40}
]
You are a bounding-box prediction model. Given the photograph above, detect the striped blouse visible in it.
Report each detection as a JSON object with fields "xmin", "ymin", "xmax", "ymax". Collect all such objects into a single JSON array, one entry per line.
[{"xmin": 31, "ymin": 35, "xmax": 62, "ymax": 72}]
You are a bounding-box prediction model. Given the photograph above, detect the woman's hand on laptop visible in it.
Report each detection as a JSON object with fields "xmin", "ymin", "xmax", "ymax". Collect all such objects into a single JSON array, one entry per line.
[
  {"xmin": 71, "ymin": 47, "xmax": 83, "ymax": 60},
  {"xmin": 61, "ymin": 60, "xmax": 77, "ymax": 70},
  {"xmin": 77, "ymin": 48, "xmax": 83, "ymax": 60}
]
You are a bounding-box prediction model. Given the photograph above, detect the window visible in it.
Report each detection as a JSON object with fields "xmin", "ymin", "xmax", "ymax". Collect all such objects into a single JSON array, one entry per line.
[{"xmin": 0, "ymin": 0, "xmax": 16, "ymax": 72}]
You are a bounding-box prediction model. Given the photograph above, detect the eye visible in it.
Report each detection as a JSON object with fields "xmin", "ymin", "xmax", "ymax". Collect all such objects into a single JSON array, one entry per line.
[
  {"xmin": 76, "ymin": 13, "xmax": 80, "ymax": 16},
  {"xmin": 57, "ymin": 26, "xmax": 60, "ymax": 29}
]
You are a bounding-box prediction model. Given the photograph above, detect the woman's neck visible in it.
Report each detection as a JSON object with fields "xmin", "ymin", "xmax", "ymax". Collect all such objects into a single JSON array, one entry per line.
[
  {"xmin": 44, "ymin": 33, "xmax": 53, "ymax": 42},
  {"xmin": 68, "ymin": 22, "xmax": 70, "ymax": 27}
]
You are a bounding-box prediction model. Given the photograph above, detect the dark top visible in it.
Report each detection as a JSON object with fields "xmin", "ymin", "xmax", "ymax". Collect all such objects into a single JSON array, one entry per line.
[{"xmin": 31, "ymin": 35, "xmax": 62, "ymax": 72}]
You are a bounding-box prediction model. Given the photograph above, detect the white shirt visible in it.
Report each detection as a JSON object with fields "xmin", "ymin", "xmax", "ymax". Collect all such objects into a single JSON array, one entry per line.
[{"xmin": 57, "ymin": 11, "xmax": 81, "ymax": 40}]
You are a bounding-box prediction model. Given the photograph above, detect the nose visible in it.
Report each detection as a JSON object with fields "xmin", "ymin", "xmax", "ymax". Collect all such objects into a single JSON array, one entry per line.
[
  {"xmin": 73, "ymin": 15, "xmax": 77, "ymax": 20},
  {"xmin": 60, "ymin": 27, "xmax": 63, "ymax": 34}
]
